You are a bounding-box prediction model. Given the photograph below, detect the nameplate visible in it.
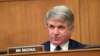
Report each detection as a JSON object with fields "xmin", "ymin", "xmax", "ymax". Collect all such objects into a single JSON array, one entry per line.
[{"xmin": 7, "ymin": 45, "xmax": 44, "ymax": 54}]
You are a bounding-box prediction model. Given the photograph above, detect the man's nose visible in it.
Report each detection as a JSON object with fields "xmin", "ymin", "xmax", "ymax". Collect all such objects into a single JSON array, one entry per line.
[{"xmin": 53, "ymin": 28, "xmax": 59, "ymax": 36}]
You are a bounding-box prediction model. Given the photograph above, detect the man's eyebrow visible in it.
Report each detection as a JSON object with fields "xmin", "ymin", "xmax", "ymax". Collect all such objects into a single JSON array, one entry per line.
[
  {"xmin": 48, "ymin": 24, "xmax": 54, "ymax": 27},
  {"xmin": 58, "ymin": 25, "xmax": 64, "ymax": 28}
]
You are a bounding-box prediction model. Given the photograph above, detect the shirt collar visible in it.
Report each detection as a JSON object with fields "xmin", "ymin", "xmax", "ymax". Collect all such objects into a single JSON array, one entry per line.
[{"xmin": 50, "ymin": 41, "xmax": 69, "ymax": 52}]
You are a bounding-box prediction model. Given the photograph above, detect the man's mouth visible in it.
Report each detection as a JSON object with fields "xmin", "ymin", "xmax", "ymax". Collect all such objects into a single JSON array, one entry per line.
[{"xmin": 53, "ymin": 37, "xmax": 60, "ymax": 41}]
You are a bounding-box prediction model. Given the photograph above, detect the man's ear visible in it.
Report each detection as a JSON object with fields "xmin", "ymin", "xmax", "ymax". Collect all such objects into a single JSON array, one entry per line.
[{"xmin": 70, "ymin": 25, "xmax": 74, "ymax": 32}]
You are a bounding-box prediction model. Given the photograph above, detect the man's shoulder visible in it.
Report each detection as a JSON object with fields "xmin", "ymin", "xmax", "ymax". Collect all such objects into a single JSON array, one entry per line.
[
  {"xmin": 42, "ymin": 41, "xmax": 50, "ymax": 45},
  {"xmin": 42, "ymin": 41, "xmax": 50, "ymax": 51},
  {"xmin": 69, "ymin": 39, "xmax": 87, "ymax": 49}
]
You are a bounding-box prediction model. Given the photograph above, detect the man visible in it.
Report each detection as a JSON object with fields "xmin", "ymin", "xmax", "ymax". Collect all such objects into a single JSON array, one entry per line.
[{"xmin": 42, "ymin": 5, "xmax": 86, "ymax": 51}]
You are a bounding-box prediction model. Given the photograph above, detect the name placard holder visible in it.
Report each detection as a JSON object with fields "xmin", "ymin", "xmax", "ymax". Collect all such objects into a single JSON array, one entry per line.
[{"xmin": 7, "ymin": 45, "xmax": 44, "ymax": 54}]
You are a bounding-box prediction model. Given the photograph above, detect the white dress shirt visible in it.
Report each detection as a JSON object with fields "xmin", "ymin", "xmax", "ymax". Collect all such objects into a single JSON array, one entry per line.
[{"xmin": 50, "ymin": 41, "xmax": 69, "ymax": 52}]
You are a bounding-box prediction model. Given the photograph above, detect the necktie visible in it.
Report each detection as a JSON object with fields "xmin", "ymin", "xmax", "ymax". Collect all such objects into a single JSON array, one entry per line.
[{"xmin": 55, "ymin": 46, "xmax": 62, "ymax": 51}]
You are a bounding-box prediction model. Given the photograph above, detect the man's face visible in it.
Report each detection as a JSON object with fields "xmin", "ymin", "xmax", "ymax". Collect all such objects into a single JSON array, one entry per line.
[{"xmin": 47, "ymin": 19, "xmax": 74, "ymax": 45}]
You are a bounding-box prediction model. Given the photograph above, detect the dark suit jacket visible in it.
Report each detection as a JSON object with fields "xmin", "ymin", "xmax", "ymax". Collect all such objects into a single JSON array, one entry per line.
[{"xmin": 42, "ymin": 39, "xmax": 86, "ymax": 51}]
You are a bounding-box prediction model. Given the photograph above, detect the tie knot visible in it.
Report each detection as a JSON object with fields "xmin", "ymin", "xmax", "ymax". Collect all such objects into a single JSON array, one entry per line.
[{"xmin": 55, "ymin": 46, "xmax": 62, "ymax": 51}]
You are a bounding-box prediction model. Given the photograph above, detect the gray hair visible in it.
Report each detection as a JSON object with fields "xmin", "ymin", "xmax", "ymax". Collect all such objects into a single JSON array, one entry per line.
[{"xmin": 45, "ymin": 5, "xmax": 74, "ymax": 27}]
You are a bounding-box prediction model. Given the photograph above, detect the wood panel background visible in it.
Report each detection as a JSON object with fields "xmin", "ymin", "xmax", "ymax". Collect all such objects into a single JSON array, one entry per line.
[{"xmin": 0, "ymin": 0, "xmax": 100, "ymax": 51}]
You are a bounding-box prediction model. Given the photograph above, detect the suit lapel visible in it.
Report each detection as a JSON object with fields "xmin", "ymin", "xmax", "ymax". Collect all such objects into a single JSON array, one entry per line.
[
  {"xmin": 68, "ymin": 39, "xmax": 76, "ymax": 50},
  {"xmin": 43, "ymin": 41, "xmax": 50, "ymax": 51}
]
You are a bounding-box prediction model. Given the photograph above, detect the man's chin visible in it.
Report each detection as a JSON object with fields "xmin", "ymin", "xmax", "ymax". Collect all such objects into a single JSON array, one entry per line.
[{"xmin": 52, "ymin": 41, "xmax": 62, "ymax": 45}]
